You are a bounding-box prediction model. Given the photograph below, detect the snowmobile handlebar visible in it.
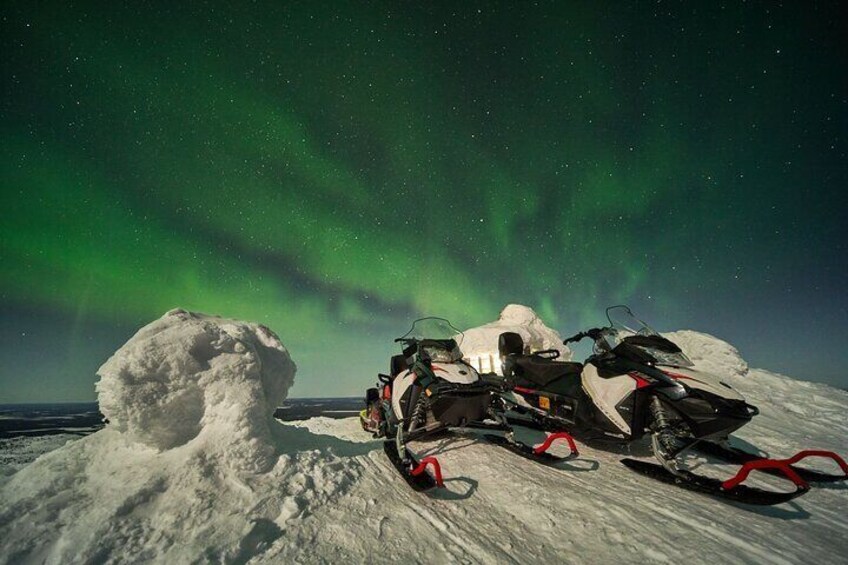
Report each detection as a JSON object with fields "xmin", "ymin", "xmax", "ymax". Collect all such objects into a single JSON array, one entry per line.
[
  {"xmin": 394, "ymin": 337, "xmax": 418, "ymax": 344},
  {"xmin": 563, "ymin": 328, "xmax": 604, "ymax": 345}
]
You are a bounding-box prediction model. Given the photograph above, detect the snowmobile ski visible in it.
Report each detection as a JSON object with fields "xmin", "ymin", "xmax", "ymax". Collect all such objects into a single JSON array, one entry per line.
[
  {"xmin": 621, "ymin": 458, "xmax": 810, "ymax": 505},
  {"xmin": 694, "ymin": 442, "xmax": 848, "ymax": 483},
  {"xmin": 383, "ymin": 440, "xmax": 444, "ymax": 492},
  {"xmin": 483, "ymin": 431, "xmax": 578, "ymax": 465}
]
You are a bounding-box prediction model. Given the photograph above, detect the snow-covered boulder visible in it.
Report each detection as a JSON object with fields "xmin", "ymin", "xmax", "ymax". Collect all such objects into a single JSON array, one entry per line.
[
  {"xmin": 0, "ymin": 309, "xmax": 361, "ymax": 563},
  {"xmin": 461, "ymin": 304, "xmax": 571, "ymax": 374},
  {"xmin": 664, "ymin": 330, "xmax": 749, "ymax": 378}
]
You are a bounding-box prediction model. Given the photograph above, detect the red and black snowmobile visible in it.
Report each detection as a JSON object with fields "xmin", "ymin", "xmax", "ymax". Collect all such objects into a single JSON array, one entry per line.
[
  {"xmin": 361, "ymin": 317, "xmax": 578, "ymax": 491},
  {"xmin": 498, "ymin": 306, "xmax": 847, "ymax": 505}
]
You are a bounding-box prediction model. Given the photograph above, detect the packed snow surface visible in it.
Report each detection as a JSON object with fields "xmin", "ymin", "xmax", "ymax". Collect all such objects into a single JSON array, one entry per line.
[
  {"xmin": 461, "ymin": 304, "xmax": 572, "ymax": 374},
  {"xmin": 0, "ymin": 434, "xmax": 82, "ymax": 479},
  {"xmin": 2, "ymin": 308, "xmax": 846, "ymax": 564}
]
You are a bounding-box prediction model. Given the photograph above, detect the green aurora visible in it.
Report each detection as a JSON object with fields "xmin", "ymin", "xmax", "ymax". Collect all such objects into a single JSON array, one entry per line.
[{"xmin": 2, "ymin": 2, "xmax": 846, "ymax": 401}]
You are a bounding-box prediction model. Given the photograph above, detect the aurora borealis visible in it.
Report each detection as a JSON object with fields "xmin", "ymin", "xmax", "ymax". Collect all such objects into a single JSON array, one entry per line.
[{"xmin": 2, "ymin": 2, "xmax": 846, "ymax": 401}]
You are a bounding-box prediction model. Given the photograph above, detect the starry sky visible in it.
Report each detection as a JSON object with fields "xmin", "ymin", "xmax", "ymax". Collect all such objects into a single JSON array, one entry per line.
[{"xmin": 2, "ymin": 2, "xmax": 846, "ymax": 402}]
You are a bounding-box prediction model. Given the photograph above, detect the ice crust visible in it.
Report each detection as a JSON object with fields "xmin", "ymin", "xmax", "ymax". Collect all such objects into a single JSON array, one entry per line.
[{"xmin": 460, "ymin": 304, "xmax": 571, "ymax": 374}]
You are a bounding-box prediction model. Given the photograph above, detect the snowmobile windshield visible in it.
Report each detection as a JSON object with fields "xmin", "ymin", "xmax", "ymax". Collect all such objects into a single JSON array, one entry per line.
[
  {"xmin": 603, "ymin": 306, "xmax": 694, "ymax": 367},
  {"xmin": 606, "ymin": 305, "xmax": 657, "ymax": 336},
  {"xmin": 398, "ymin": 317, "xmax": 465, "ymax": 362}
]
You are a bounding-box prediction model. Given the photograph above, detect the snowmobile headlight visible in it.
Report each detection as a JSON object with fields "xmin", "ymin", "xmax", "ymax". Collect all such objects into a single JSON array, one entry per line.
[
  {"xmin": 424, "ymin": 345, "xmax": 461, "ymax": 363},
  {"xmin": 663, "ymin": 383, "xmax": 688, "ymax": 400}
]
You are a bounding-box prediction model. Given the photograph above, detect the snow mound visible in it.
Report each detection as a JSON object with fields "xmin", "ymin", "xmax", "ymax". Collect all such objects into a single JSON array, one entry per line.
[
  {"xmin": 96, "ymin": 308, "xmax": 296, "ymax": 456},
  {"xmin": 664, "ymin": 329, "xmax": 749, "ymax": 378},
  {"xmin": 0, "ymin": 310, "xmax": 363, "ymax": 563},
  {"xmin": 461, "ymin": 304, "xmax": 570, "ymax": 375}
]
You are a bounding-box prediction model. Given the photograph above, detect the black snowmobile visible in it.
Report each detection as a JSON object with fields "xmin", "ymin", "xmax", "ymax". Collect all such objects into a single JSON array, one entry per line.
[
  {"xmin": 361, "ymin": 317, "xmax": 578, "ymax": 491},
  {"xmin": 498, "ymin": 306, "xmax": 847, "ymax": 505}
]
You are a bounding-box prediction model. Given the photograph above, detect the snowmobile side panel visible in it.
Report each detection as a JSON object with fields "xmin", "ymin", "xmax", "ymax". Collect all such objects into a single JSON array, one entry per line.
[
  {"xmin": 391, "ymin": 370, "xmax": 418, "ymax": 421},
  {"xmin": 427, "ymin": 389, "xmax": 491, "ymax": 427},
  {"xmin": 580, "ymin": 363, "xmax": 635, "ymax": 436},
  {"xmin": 666, "ymin": 391, "xmax": 753, "ymax": 439},
  {"xmin": 621, "ymin": 458, "xmax": 809, "ymax": 505}
]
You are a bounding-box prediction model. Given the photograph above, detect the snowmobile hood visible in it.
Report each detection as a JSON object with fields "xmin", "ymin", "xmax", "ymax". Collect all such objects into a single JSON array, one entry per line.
[{"xmin": 659, "ymin": 366, "xmax": 745, "ymax": 402}]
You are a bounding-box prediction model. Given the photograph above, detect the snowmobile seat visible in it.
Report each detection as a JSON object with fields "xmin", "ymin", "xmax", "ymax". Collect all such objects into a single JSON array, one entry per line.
[
  {"xmin": 498, "ymin": 332, "xmax": 525, "ymax": 357},
  {"xmin": 390, "ymin": 354, "xmax": 409, "ymax": 377},
  {"xmin": 499, "ymin": 332, "xmax": 582, "ymax": 395}
]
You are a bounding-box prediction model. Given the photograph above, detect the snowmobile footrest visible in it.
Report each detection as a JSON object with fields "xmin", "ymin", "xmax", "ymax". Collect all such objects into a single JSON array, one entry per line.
[
  {"xmin": 383, "ymin": 440, "xmax": 443, "ymax": 492},
  {"xmin": 534, "ymin": 432, "xmax": 579, "ymax": 456},
  {"xmin": 483, "ymin": 434, "xmax": 570, "ymax": 465},
  {"xmin": 621, "ymin": 458, "xmax": 809, "ymax": 506},
  {"xmin": 410, "ymin": 456, "xmax": 444, "ymax": 487}
]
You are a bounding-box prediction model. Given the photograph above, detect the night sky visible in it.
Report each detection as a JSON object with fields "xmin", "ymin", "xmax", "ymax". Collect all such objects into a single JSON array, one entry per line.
[{"xmin": 2, "ymin": 2, "xmax": 846, "ymax": 402}]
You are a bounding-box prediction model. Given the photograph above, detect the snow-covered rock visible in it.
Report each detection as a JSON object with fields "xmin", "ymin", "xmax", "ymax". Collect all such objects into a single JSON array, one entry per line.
[
  {"xmin": 0, "ymin": 310, "xmax": 362, "ymax": 563},
  {"xmin": 460, "ymin": 304, "xmax": 571, "ymax": 374},
  {"xmin": 664, "ymin": 329, "xmax": 749, "ymax": 378}
]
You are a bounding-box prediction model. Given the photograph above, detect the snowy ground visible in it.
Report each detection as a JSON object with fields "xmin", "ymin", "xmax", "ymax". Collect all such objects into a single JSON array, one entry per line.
[
  {"xmin": 0, "ymin": 434, "xmax": 83, "ymax": 480},
  {"xmin": 1, "ymin": 310, "xmax": 845, "ymax": 564},
  {"xmin": 270, "ymin": 369, "xmax": 848, "ymax": 564},
  {"xmin": 7, "ymin": 370, "xmax": 843, "ymax": 564}
]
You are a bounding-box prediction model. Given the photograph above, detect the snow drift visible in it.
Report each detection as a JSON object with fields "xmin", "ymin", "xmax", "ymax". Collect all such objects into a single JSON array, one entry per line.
[
  {"xmin": 461, "ymin": 304, "xmax": 571, "ymax": 374},
  {"xmin": 96, "ymin": 308, "xmax": 296, "ymax": 462},
  {"xmin": 0, "ymin": 309, "xmax": 361, "ymax": 563}
]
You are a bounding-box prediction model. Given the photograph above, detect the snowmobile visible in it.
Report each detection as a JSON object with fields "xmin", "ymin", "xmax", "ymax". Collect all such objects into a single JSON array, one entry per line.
[
  {"xmin": 361, "ymin": 317, "xmax": 578, "ymax": 491},
  {"xmin": 498, "ymin": 306, "xmax": 847, "ymax": 505}
]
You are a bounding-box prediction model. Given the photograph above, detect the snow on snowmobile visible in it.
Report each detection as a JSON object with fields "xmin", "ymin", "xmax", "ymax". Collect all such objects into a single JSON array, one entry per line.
[
  {"xmin": 498, "ymin": 306, "xmax": 847, "ymax": 505},
  {"xmin": 361, "ymin": 317, "xmax": 578, "ymax": 491}
]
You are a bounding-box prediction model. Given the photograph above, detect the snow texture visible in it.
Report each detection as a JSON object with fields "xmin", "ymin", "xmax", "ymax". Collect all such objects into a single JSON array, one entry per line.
[
  {"xmin": 1, "ymin": 309, "xmax": 846, "ymax": 564},
  {"xmin": 461, "ymin": 304, "xmax": 572, "ymax": 374},
  {"xmin": 0, "ymin": 435, "xmax": 81, "ymax": 480},
  {"xmin": 664, "ymin": 329, "xmax": 749, "ymax": 377}
]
